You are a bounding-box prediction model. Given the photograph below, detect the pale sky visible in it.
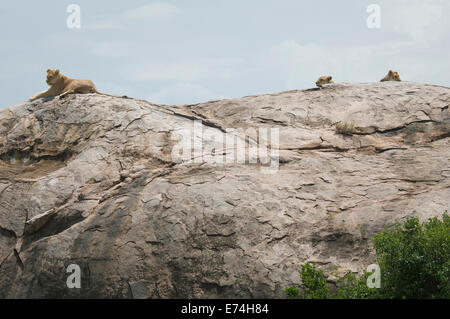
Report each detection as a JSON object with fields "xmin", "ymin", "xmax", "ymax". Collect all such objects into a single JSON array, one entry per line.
[{"xmin": 1, "ymin": 0, "xmax": 449, "ymax": 107}]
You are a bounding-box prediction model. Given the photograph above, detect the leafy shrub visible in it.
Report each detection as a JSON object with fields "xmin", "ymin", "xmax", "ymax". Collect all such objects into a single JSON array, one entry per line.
[
  {"xmin": 335, "ymin": 271, "xmax": 371, "ymax": 299},
  {"xmin": 283, "ymin": 286, "xmax": 300, "ymax": 299},
  {"xmin": 299, "ymin": 263, "xmax": 330, "ymax": 299},
  {"xmin": 372, "ymin": 212, "xmax": 449, "ymax": 298},
  {"xmin": 284, "ymin": 212, "xmax": 449, "ymax": 299}
]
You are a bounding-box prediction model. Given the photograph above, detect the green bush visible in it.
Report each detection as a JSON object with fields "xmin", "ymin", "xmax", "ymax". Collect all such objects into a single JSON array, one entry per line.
[
  {"xmin": 285, "ymin": 264, "xmax": 379, "ymax": 299},
  {"xmin": 372, "ymin": 212, "xmax": 449, "ymax": 298},
  {"xmin": 283, "ymin": 286, "xmax": 301, "ymax": 299},
  {"xmin": 283, "ymin": 263, "xmax": 328, "ymax": 299},
  {"xmin": 335, "ymin": 271, "xmax": 378, "ymax": 299},
  {"xmin": 284, "ymin": 212, "xmax": 449, "ymax": 299},
  {"xmin": 299, "ymin": 263, "xmax": 330, "ymax": 299}
]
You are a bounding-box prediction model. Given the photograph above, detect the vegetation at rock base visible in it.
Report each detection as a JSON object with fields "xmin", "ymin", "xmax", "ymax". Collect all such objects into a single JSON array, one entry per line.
[
  {"xmin": 284, "ymin": 212, "xmax": 450, "ymax": 299},
  {"xmin": 335, "ymin": 122, "xmax": 357, "ymax": 135}
]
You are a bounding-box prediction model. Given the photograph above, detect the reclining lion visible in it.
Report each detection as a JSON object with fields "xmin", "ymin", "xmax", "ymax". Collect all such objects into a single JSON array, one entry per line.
[
  {"xmin": 380, "ymin": 70, "xmax": 401, "ymax": 82},
  {"xmin": 316, "ymin": 76, "xmax": 334, "ymax": 88},
  {"xmin": 29, "ymin": 69, "xmax": 114, "ymax": 101}
]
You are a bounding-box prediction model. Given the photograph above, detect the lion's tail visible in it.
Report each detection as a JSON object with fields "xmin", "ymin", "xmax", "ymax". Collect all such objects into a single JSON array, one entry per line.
[{"xmin": 94, "ymin": 90, "xmax": 126, "ymax": 98}]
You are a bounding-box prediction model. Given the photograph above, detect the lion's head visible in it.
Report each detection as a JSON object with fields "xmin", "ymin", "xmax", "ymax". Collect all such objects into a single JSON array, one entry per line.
[
  {"xmin": 46, "ymin": 69, "xmax": 61, "ymax": 85},
  {"xmin": 381, "ymin": 70, "xmax": 401, "ymax": 82},
  {"xmin": 316, "ymin": 76, "xmax": 333, "ymax": 87}
]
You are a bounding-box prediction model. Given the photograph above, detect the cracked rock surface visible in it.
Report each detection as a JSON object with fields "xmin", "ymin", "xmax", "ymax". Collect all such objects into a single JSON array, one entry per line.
[{"xmin": 0, "ymin": 82, "xmax": 449, "ymax": 298}]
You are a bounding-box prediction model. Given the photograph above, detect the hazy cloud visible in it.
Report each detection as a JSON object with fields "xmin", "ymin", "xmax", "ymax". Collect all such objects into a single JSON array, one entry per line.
[
  {"xmin": 379, "ymin": 0, "xmax": 450, "ymax": 43},
  {"xmin": 149, "ymin": 82, "xmax": 224, "ymax": 105},
  {"xmin": 123, "ymin": 58, "xmax": 243, "ymax": 82},
  {"xmin": 88, "ymin": 18, "xmax": 122, "ymax": 30},
  {"xmin": 87, "ymin": 2, "xmax": 181, "ymax": 30},
  {"xmin": 90, "ymin": 42, "xmax": 131, "ymax": 58},
  {"xmin": 124, "ymin": 3, "xmax": 181, "ymax": 21}
]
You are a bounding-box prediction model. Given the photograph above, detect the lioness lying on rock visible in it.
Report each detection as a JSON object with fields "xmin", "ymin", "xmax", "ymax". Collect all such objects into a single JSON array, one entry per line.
[
  {"xmin": 29, "ymin": 69, "xmax": 114, "ymax": 101},
  {"xmin": 380, "ymin": 70, "xmax": 401, "ymax": 82},
  {"xmin": 316, "ymin": 76, "xmax": 334, "ymax": 88}
]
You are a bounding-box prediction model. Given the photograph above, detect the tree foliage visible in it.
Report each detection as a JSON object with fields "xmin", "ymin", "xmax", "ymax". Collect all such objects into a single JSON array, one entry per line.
[{"xmin": 284, "ymin": 212, "xmax": 449, "ymax": 299}]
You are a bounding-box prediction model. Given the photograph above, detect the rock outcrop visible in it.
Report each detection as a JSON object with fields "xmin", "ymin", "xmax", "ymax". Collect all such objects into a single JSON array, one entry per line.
[{"xmin": 0, "ymin": 82, "xmax": 449, "ymax": 298}]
